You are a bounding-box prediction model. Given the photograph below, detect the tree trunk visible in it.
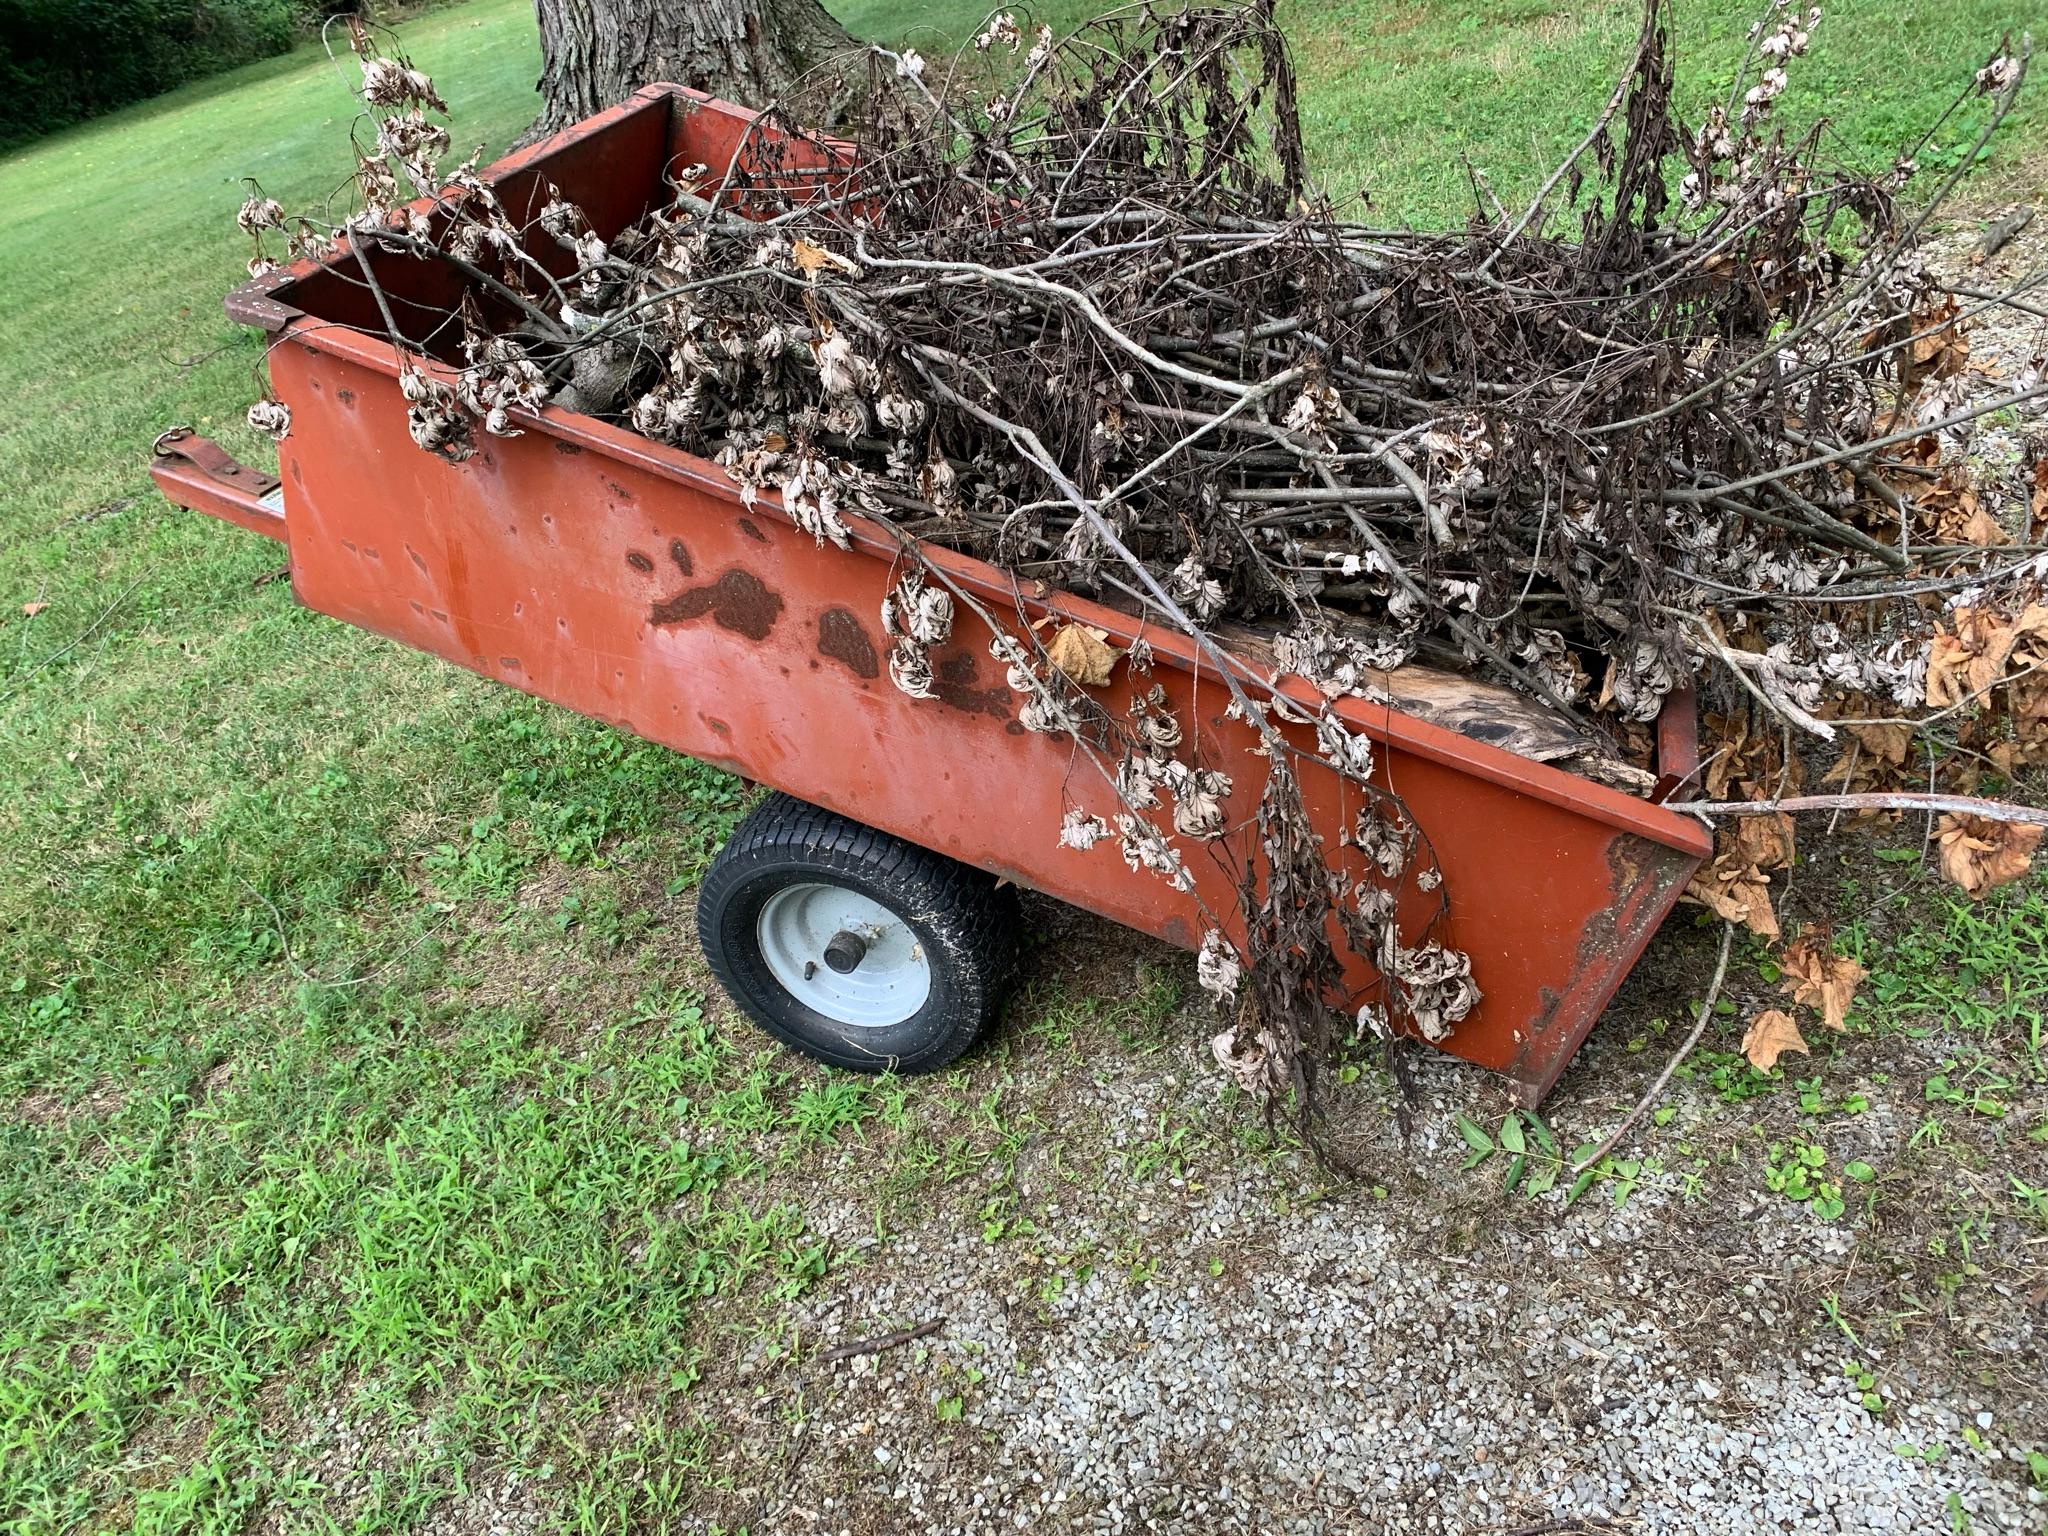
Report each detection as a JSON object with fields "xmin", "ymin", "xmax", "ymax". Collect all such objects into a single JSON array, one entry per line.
[{"xmin": 533, "ymin": 0, "xmax": 856, "ymax": 135}]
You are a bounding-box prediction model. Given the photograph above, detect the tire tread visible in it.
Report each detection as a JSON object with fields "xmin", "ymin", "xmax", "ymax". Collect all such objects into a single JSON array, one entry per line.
[{"xmin": 697, "ymin": 793, "xmax": 1018, "ymax": 1072}]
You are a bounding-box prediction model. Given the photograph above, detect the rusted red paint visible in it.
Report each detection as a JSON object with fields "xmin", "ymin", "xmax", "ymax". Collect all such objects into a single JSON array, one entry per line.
[
  {"xmin": 1652, "ymin": 683, "xmax": 1701, "ymax": 802},
  {"xmin": 649, "ymin": 568, "xmax": 784, "ymax": 640},
  {"xmin": 932, "ymin": 651, "xmax": 1013, "ymax": 721},
  {"xmin": 817, "ymin": 607, "xmax": 879, "ymax": 679},
  {"xmin": 152, "ymin": 84, "xmax": 1714, "ymax": 1102},
  {"xmin": 149, "ymin": 429, "xmax": 285, "ymax": 540},
  {"xmin": 1502, "ymin": 832, "xmax": 1699, "ymax": 1104}
]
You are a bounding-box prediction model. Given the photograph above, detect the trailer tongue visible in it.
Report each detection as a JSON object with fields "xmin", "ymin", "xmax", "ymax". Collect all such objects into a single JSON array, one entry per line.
[{"xmin": 151, "ymin": 85, "xmax": 1711, "ymax": 1104}]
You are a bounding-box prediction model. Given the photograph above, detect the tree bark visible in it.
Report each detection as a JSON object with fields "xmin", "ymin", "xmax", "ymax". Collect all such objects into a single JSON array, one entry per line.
[{"xmin": 533, "ymin": 0, "xmax": 855, "ymax": 135}]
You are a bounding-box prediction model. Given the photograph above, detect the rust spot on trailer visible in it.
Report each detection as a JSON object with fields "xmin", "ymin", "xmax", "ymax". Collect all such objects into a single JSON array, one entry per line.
[
  {"xmin": 817, "ymin": 607, "xmax": 879, "ymax": 679},
  {"xmin": 933, "ymin": 652, "xmax": 1012, "ymax": 720},
  {"xmin": 500, "ymin": 656, "xmax": 521, "ymax": 670},
  {"xmin": 555, "ymin": 440, "xmax": 583, "ymax": 455},
  {"xmin": 1508, "ymin": 832, "xmax": 1694, "ymax": 1099},
  {"xmin": 737, "ymin": 517, "xmax": 768, "ymax": 543},
  {"xmin": 669, "ymin": 538, "xmax": 693, "ymax": 575},
  {"xmin": 650, "ymin": 568, "xmax": 784, "ymax": 641},
  {"xmin": 1574, "ymin": 838, "xmax": 1648, "ymax": 971},
  {"xmin": 626, "ymin": 549, "xmax": 655, "ymax": 573},
  {"xmin": 408, "ymin": 546, "xmax": 428, "ymax": 574},
  {"xmin": 337, "ymin": 388, "xmax": 355, "ymax": 406},
  {"xmin": 606, "ymin": 479, "xmax": 634, "ymax": 502},
  {"xmin": 702, "ymin": 714, "xmax": 732, "ymax": 737}
]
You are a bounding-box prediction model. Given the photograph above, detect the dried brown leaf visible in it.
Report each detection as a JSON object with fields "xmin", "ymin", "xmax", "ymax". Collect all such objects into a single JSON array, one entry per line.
[
  {"xmin": 1742, "ymin": 1008, "xmax": 1808, "ymax": 1072},
  {"xmin": 1684, "ymin": 848, "xmax": 1780, "ymax": 940},
  {"xmin": 1044, "ymin": 622, "xmax": 1122, "ymax": 687},
  {"xmin": 1956, "ymin": 506, "xmax": 2009, "ymax": 547},
  {"xmin": 1824, "ymin": 714, "xmax": 1919, "ymax": 798},
  {"xmin": 1907, "ymin": 297, "xmax": 1969, "ymax": 381},
  {"xmin": 1850, "ymin": 721, "xmax": 1912, "ymax": 766},
  {"xmin": 1935, "ymin": 813, "xmax": 2043, "ymax": 898},
  {"xmin": 1926, "ymin": 607, "xmax": 2020, "ymax": 708},
  {"xmin": 1700, "ymin": 708, "xmax": 1803, "ymax": 800},
  {"xmin": 2015, "ymin": 676, "xmax": 2048, "ymax": 732},
  {"xmin": 1702, "ymin": 712, "xmax": 1747, "ymax": 799},
  {"xmin": 791, "ymin": 238, "xmax": 857, "ymax": 278},
  {"xmin": 1735, "ymin": 811, "xmax": 1796, "ymax": 873},
  {"xmin": 2016, "ymin": 602, "xmax": 2048, "ymax": 656},
  {"xmin": 1778, "ymin": 937, "xmax": 1864, "ymax": 1032}
]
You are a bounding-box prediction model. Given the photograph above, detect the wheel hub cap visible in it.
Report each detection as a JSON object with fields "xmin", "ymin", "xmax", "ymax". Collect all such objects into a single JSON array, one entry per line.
[{"xmin": 756, "ymin": 883, "xmax": 931, "ymax": 1027}]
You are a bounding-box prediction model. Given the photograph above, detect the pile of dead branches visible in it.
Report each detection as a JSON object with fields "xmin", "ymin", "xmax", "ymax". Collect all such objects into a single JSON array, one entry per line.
[{"xmin": 236, "ymin": 2, "xmax": 2047, "ymax": 1134}]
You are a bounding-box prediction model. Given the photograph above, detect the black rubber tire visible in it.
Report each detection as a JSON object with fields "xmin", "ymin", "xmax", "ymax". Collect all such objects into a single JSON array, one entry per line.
[{"xmin": 696, "ymin": 793, "xmax": 1020, "ymax": 1073}]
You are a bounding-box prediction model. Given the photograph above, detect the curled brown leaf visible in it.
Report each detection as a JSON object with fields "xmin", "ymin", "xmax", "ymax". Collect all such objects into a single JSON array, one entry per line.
[
  {"xmin": 1935, "ymin": 813, "xmax": 2043, "ymax": 898},
  {"xmin": 1684, "ymin": 832, "xmax": 1781, "ymax": 940},
  {"xmin": 1778, "ymin": 936, "xmax": 1864, "ymax": 1032}
]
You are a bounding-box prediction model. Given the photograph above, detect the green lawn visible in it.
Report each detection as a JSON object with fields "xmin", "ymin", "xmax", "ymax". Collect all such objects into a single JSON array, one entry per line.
[
  {"xmin": 0, "ymin": 1, "xmax": 2042, "ymax": 1531},
  {"xmin": 836, "ymin": 0, "xmax": 2043, "ymax": 218}
]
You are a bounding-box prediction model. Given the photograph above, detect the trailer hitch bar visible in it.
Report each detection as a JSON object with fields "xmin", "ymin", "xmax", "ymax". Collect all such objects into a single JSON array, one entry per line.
[{"xmin": 149, "ymin": 428, "xmax": 288, "ymax": 543}]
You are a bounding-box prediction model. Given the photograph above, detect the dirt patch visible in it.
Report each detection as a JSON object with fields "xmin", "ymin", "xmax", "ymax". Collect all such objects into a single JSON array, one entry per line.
[
  {"xmin": 1926, "ymin": 199, "xmax": 2048, "ymax": 388},
  {"xmin": 245, "ymin": 1391, "xmax": 450, "ymax": 1536},
  {"xmin": 13, "ymin": 1079, "xmax": 125, "ymax": 1128},
  {"xmin": 424, "ymin": 860, "xmax": 684, "ymax": 1053}
]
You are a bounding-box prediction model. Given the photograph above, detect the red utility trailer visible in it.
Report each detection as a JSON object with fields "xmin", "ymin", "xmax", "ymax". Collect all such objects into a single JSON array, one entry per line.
[{"xmin": 150, "ymin": 85, "xmax": 1712, "ymax": 1103}]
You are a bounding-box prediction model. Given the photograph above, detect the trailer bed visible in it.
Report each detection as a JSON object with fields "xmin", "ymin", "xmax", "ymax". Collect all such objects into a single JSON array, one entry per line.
[{"xmin": 151, "ymin": 85, "xmax": 1713, "ymax": 1103}]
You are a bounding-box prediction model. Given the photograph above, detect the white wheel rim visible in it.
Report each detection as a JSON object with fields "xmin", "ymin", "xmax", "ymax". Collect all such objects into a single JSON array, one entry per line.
[{"xmin": 755, "ymin": 882, "xmax": 931, "ymax": 1028}]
